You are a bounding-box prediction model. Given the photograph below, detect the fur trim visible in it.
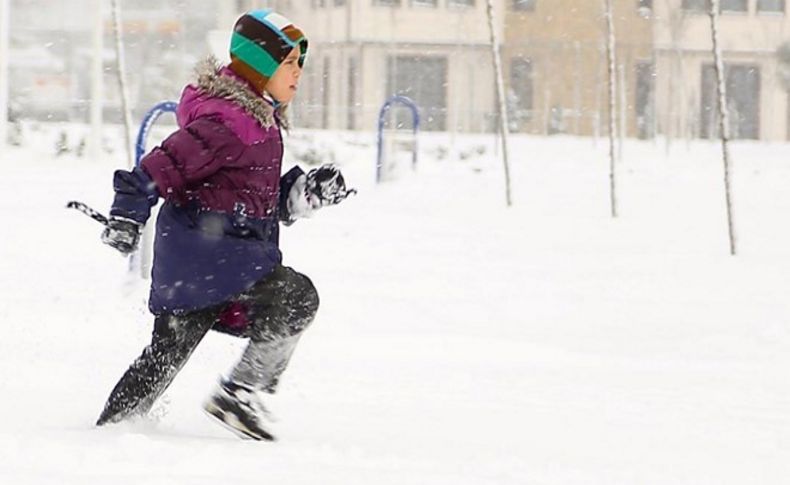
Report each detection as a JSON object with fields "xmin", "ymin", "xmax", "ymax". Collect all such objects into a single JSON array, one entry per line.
[{"xmin": 193, "ymin": 56, "xmax": 290, "ymax": 130}]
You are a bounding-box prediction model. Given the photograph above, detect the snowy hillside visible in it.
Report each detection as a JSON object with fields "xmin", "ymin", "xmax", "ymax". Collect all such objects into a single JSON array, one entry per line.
[{"xmin": 0, "ymin": 127, "xmax": 789, "ymax": 484}]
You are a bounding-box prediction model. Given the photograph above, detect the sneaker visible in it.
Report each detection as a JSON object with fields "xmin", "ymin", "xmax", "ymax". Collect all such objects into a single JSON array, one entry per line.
[{"xmin": 204, "ymin": 380, "xmax": 276, "ymax": 441}]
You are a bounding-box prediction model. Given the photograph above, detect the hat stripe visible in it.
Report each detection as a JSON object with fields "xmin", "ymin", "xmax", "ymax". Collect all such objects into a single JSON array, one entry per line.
[
  {"xmin": 230, "ymin": 32, "xmax": 281, "ymax": 77},
  {"xmin": 235, "ymin": 15, "xmax": 295, "ymax": 60},
  {"xmin": 247, "ymin": 10, "xmax": 299, "ymax": 49},
  {"xmin": 250, "ymin": 10, "xmax": 292, "ymax": 31},
  {"xmin": 281, "ymin": 25, "xmax": 305, "ymax": 44},
  {"xmin": 229, "ymin": 55, "xmax": 270, "ymax": 94}
]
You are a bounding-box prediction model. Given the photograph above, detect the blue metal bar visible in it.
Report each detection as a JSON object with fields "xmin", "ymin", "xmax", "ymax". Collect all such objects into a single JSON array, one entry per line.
[
  {"xmin": 376, "ymin": 95, "xmax": 420, "ymax": 184},
  {"xmin": 130, "ymin": 101, "xmax": 177, "ymax": 277},
  {"xmin": 135, "ymin": 101, "xmax": 178, "ymax": 166}
]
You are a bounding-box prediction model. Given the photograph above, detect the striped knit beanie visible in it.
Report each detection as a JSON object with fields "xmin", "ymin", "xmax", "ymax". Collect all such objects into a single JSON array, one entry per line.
[{"xmin": 229, "ymin": 9, "xmax": 308, "ymax": 94}]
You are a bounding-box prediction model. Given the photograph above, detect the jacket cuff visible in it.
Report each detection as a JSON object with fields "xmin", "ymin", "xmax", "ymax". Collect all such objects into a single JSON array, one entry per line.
[
  {"xmin": 109, "ymin": 167, "xmax": 160, "ymax": 224},
  {"xmin": 278, "ymin": 166, "xmax": 306, "ymax": 224}
]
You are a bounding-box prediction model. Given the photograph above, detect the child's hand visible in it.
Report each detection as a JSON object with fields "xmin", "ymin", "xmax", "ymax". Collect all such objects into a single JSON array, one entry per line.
[
  {"xmin": 305, "ymin": 165, "xmax": 356, "ymax": 208},
  {"xmin": 101, "ymin": 217, "xmax": 142, "ymax": 255}
]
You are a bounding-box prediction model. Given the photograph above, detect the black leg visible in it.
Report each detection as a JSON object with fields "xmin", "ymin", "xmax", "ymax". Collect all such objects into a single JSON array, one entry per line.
[
  {"xmin": 229, "ymin": 266, "xmax": 319, "ymax": 392},
  {"xmin": 96, "ymin": 310, "xmax": 217, "ymax": 425}
]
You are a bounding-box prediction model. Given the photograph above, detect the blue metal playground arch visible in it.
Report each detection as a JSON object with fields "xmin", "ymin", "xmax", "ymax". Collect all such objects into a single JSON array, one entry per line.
[
  {"xmin": 376, "ymin": 95, "xmax": 420, "ymax": 184},
  {"xmin": 130, "ymin": 101, "xmax": 177, "ymax": 277},
  {"xmin": 135, "ymin": 101, "xmax": 178, "ymax": 166}
]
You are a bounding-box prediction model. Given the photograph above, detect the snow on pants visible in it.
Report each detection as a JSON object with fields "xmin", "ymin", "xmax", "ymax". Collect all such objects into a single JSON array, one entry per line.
[
  {"xmin": 220, "ymin": 265, "xmax": 320, "ymax": 392},
  {"xmin": 96, "ymin": 265, "xmax": 319, "ymax": 425}
]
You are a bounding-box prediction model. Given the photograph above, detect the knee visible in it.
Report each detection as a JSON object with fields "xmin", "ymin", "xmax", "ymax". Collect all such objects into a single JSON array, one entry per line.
[
  {"xmin": 272, "ymin": 270, "xmax": 318, "ymax": 338},
  {"xmin": 288, "ymin": 270, "xmax": 320, "ymax": 319},
  {"xmin": 245, "ymin": 267, "xmax": 320, "ymax": 340}
]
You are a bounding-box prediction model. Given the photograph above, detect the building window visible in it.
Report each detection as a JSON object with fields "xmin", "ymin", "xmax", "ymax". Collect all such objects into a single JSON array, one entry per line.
[
  {"xmin": 347, "ymin": 57, "xmax": 358, "ymax": 130},
  {"xmin": 412, "ymin": 0, "xmax": 438, "ymax": 6},
  {"xmin": 311, "ymin": 0, "xmax": 327, "ymax": 7},
  {"xmin": 508, "ymin": 57, "xmax": 532, "ymax": 131},
  {"xmin": 757, "ymin": 0, "xmax": 785, "ymax": 13},
  {"xmin": 701, "ymin": 64, "xmax": 761, "ymax": 140},
  {"xmin": 637, "ymin": 0, "xmax": 652, "ymax": 17},
  {"xmin": 720, "ymin": 0, "xmax": 747, "ymax": 12},
  {"xmin": 374, "ymin": 0, "xmax": 401, "ymax": 6},
  {"xmin": 681, "ymin": 0, "xmax": 709, "ymax": 12},
  {"xmin": 513, "ymin": 0, "xmax": 536, "ymax": 11},
  {"xmin": 448, "ymin": 0, "xmax": 475, "ymax": 7},
  {"xmin": 387, "ymin": 56, "xmax": 448, "ymax": 131},
  {"xmin": 322, "ymin": 58, "xmax": 331, "ymax": 129},
  {"xmin": 304, "ymin": 60, "xmax": 321, "ymax": 129},
  {"xmin": 335, "ymin": 0, "xmax": 347, "ymax": 5},
  {"xmin": 635, "ymin": 62, "xmax": 655, "ymax": 139}
]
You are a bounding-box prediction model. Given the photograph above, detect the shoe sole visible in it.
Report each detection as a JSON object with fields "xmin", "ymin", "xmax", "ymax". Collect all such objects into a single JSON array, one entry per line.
[{"xmin": 203, "ymin": 399, "xmax": 276, "ymax": 442}]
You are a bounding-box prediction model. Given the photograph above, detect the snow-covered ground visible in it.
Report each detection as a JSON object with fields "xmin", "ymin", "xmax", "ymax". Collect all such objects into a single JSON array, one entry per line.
[{"xmin": 1, "ymin": 126, "xmax": 789, "ymax": 484}]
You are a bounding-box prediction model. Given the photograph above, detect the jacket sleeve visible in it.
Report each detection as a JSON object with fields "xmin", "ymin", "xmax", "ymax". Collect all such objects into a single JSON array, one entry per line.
[
  {"xmin": 109, "ymin": 116, "xmax": 246, "ymax": 225},
  {"xmin": 109, "ymin": 167, "xmax": 160, "ymax": 224},
  {"xmin": 141, "ymin": 116, "xmax": 246, "ymax": 197},
  {"xmin": 278, "ymin": 165, "xmax": 306, "ymax": 225}
]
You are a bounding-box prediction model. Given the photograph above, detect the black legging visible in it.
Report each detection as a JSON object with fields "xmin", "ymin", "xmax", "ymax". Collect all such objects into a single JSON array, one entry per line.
[{"xmin": 96, "ymin": 265, "xmax": 319, "ymax": 425}]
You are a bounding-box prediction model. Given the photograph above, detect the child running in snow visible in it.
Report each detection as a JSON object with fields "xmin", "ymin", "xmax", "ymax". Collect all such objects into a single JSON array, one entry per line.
[{"xmin": 96, "ymin": 9, "xmax": 353, "ymax": 440}]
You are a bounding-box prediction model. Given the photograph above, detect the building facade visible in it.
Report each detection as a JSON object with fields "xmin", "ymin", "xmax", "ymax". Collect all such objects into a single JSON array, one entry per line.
[
  {"xmin": 275, "ymin": 0, "xmax": 789, "ymax": 141},
  {"xmin": 503, "ymin": 0, "xmax": 654, "ymax": 138},
  {"xmin": 652, "ymin": 0, "xmax": 789, "ymax": 141},
  {"xmin": 256, "ymin": 0, "xmax": 503, "ymax": 132},
  {"xmin": 6, "ymin": 0, "xmax": 789, "ymax": 140}
]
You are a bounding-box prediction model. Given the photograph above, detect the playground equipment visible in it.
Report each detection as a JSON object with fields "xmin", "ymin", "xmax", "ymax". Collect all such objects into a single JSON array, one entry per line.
[
  {"xmin": 376, "ymin": 95, "xmax": 420, "ymax": 183},
  {"xmin": 130, "ymin": 101, "xmax": 178, "ymax": 278}
]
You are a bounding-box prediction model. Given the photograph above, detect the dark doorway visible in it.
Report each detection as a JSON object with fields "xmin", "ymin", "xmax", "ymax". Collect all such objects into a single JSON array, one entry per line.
[
  {"xmin": 387, "ymin": 55, "xmax": 448, "ymax": 131},
  {"xmin": 701, "ymin": 63, "xmax": 761, "ymax": 140}
]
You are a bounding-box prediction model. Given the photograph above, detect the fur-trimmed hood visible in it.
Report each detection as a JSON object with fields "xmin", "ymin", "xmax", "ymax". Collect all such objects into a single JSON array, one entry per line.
[{"xmin": 192, "ymin": 56, "xmax": 290, "ymax": 130}]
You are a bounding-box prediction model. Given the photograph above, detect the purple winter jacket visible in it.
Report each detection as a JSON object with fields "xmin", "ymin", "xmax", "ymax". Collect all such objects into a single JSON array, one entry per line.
[{"xmin": 110, "ymin": 58, "xmax": 304, "ymax": 317}]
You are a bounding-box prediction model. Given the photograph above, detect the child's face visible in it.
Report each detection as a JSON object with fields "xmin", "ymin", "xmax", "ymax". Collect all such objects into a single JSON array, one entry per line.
[{"xmin": 266, "ymin": 47, "xmax": 302, "ymax": 104}]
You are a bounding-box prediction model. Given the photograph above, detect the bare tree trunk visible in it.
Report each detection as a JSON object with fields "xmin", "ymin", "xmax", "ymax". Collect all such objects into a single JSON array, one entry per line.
[
  {"xmin": 111, "ymin": 0, "xmax": 147, "ymax": 277},
  {"xmin": 604, "ymin": 0, "xmax": 618, "ymax": 218},
  {"xmin": 90, "ymin": 0, "xmax": 104, "ymax": 161},
  {"xmin": 709, "ymin": 0, "xmax": 737, "ymax": 255},
  {"xmin": 485, "ymin": 0, "xmax": 513, "ymax": 207},
  {"xmin": 111, "ymin": 0, "xmax": 134, "ymax": 169}
]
